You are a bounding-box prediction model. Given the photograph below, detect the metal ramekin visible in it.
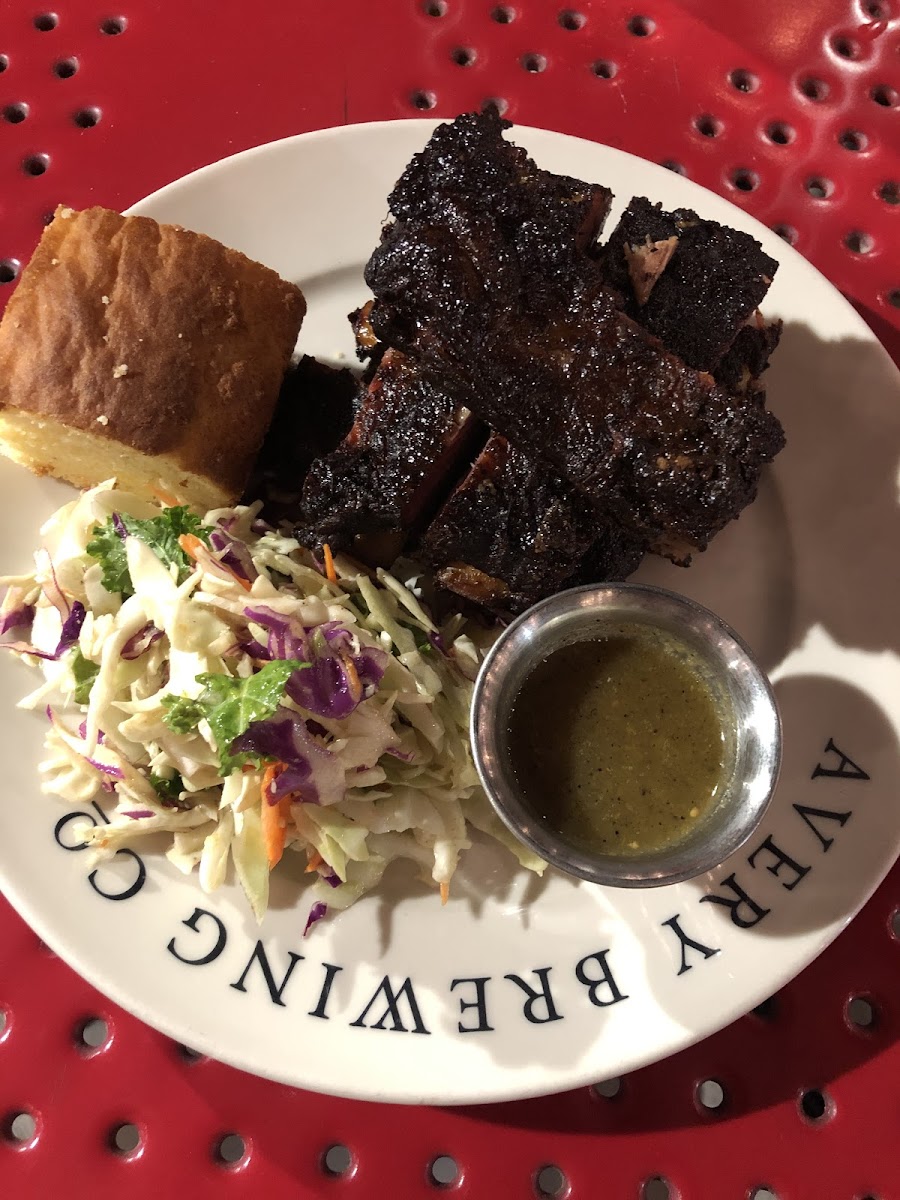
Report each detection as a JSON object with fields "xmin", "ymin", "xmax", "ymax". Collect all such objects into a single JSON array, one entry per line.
[{"xmin": 470, "ymin": 584, "xmax": 782, "ymax": 888}]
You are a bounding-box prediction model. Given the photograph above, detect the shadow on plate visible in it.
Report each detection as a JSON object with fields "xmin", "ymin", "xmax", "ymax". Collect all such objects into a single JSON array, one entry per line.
[{"xmin": 637, "ymin": 322, "xmax": 900, "ymax": 671}]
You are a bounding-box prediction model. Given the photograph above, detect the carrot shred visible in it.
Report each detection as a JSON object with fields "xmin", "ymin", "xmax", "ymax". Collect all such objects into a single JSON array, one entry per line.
[
  {"xmin": 178, "ymin": 533, "xmax": 204, "ymax": 560},
  {"xmin": 440, "ymin": 881, "xmax": 449, "ymax": 906},
  {"xmin": 178, "ymin": 532, "xmax": 252, "ymax": 591},
  {"xmin": 323, "ymin": 542, "xmax": 337, "ymax": 584},
  {"xmin": 305, "ymin": 850, "xmax": 324, "ymax": 874},
  {"xmin": 151, "ymin": 485, "xmax": 181, "ymax": 508},
  {"xmin": 342, "ymin": 653, "xmax": 362, "ymax": 701},
  {"xmin": 260, "ymin": 763, "xmax": 290, "ymax": 869}
]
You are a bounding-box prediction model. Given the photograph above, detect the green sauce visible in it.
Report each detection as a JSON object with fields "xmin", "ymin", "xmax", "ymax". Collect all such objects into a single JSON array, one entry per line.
[{"xmin": 506, "ymin": 625, "xmax": 729, "ymax": 857}]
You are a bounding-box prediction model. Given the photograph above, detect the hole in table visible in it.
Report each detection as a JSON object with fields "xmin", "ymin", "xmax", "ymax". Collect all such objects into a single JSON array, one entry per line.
[
  {"xmin": 591, "ymin": 59, "xmax": 617, "ymax": 78},
  {"xmin": 767, "ymin": 121, "xmax": 793, "ymax": 145},
  {"xmin": 451, "ymin": 46, "xmax": 476, "ymax": 66},
  {"xmin": 482, "ymin": 96, "xmax": 509, "ymax": 116},
  {"xmin": 491, "ymin": 5, "xmax": 515, "ymax": 22},
  {"xmin": 831, "ymin": 34, "xmax": 860, "ymax": 59},
  {"xmin": 215, "ymin": 1133, "xmax": 247, "ymax": 1166},
  {"xmin": 839, "ymin": 128, "xmax": 867, "ymax": 151},
  {"xmin": 73, "ymin": 106, "xmax": 100, "ymax": 128},
  {"xmin": 53, "ymin": 56, "xmax": 78, "ymax": 77},
  {"xmin": 109, "ymin": 1123, "xmax": 141, "ymax": 1155},
  {"xmin": 75, "ymin": 1016, "xmax": 109, "ymax": 1051},
  {"xmin": 878, "ymin": 181, "xmax": 900, "ymax": 205},
  {"xmin": 871, "ymin": 84, "xmax": 898, "ymax": 107},
  {"xmin": 888, "ymin": 291, "xmax": 900, "ymax": 310},
  {"xmin": 3, "ymin": 1111, "xmax": 37, "ymax": 1145},
  {"xmin": 845, "ymin": 230, "xmax": 874, "ymax": 254},
  {"xmin": 410, "ymin": 90, "xmax": 437, "ymax": 110},
  {"xmin": 322, "ymin": 1144, "xmax": 353, "ymax": 1177},
  {"xmin": 429, "ymin": 1155, "xmax": 460, "ymax": 1187},
  {"xmin": 750, "ymin": 1190, "xmax": 779, "ymax": 1200},
  {"xmin": 695, "ymin": 114, "xmax": 721, "ymax": 138},
  {"xmin": 3, "ymin": 103, "xmax": 28, "ymax": 123},
  {"xmin": 798, "ymin": 76, "xmax": 829, "ymax": 101},
  {"xmin": 559, "ymin": 10, "xmax": 585, "ymax": 30},
  {"xmin": 41, "ymin": 210, "xmax": 56, "ymax": 225},
  {"xmin": 847, "ymin": 995, "xmax": 878, "ymax": 1028},
  {"xmin": 22, "ymin": 154, "xmax": 49, "ymax": 176},
  {"xmin": 806, "ymin": 176, "xmax": 833, "ymax": 199},
  {"xmin": 731, "ymin": 168, "xmax": 758, "ymax": 192},
  {"xmin": 0, "ymin": 1007, "xmax": 8, "ymax": 1033},
  {"xmin": 771, "ymin": 224, "xmax": 797, "ymax": 245},
  {"xmin": 642, "ymin": 1178, "xmax": 672, "ymax": 1200},
  {"xmin": 521, "ymin": 53, "xmax": 547, "ymax": 72},
  {"xmin": 696, "ymin": 1078, "xmax": 726, "ymax": 1111},
  {"xmin": 535, "ymin": 1164, "xmax": 569, "ymax": 1198},
  {"xmin": 729, "ymin": 68, "xmax": 758, "ymax": 92},
  {"xmin": 0, "ymin": 54, "xmax": 8, "ymax": 72},
  {"xmin": 423, "ymin": 0, "xmax": 447, "ymax": 14},
  {"xmin": 593, "ymin": 1077, "xmax": 622, "ymax": 1098},
  {"xmin": 33, "ymin": 13, "xmax": 58, "ymax": 31},
  {"xmin": 799, "ymin": 1088, "xmax": 833, "ymax": 1123},
  {"xmin": 99, "ymin": 16, "xmax": 127, "ymax": 35},
  {"xmin": 660, "ymin": 159, "xmax": 685, "ymax": 174},
  {"xmin": 752, "ymin": 996, "xmax": 779, "ymax": 1020},
  {"xmin": 627, "ymin": 15, "xmax": 655, "ymax": 36},
  {"xmin": 862, "ymin": 0, "xmax": 890, "ymax": 15}
]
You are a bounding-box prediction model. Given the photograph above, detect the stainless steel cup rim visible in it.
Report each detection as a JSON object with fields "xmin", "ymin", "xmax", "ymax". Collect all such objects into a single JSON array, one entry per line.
[{"xmin": 469, "ymin": 583, "xmax": 782, "ymax": 888}]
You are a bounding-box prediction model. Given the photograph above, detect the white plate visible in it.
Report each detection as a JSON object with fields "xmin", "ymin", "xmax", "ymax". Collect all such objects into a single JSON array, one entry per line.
[{"xmin": 2, "ymin": 120, "xmax": 899, "ymax": 1106}]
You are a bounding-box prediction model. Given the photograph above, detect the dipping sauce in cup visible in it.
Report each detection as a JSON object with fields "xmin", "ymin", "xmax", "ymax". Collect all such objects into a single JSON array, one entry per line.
[{"xmin": 470, "ymin": 585, "xmax": 781, "ymax": 888}]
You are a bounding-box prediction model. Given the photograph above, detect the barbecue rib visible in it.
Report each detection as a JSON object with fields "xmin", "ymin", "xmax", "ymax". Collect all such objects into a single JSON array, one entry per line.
[
  {"xmin": 366, "ymin": 111, "xmax": 785, "ymax": 563},
  {"xmin": 295, "ymin": 347, "xmax": 484, "ymax": 567},
  {"xmin": 421, "ymin": 432, "xmax": 644, "ymax": 613},
  {"xmin": 597, "ymin": 196, "xmax": 779, "ymax": 373}
]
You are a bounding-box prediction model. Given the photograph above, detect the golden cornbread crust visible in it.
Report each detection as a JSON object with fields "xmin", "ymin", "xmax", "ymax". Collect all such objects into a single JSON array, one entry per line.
[{"xmin": 0, "ymin": 205, "xmax": 306, "ymax": 506}]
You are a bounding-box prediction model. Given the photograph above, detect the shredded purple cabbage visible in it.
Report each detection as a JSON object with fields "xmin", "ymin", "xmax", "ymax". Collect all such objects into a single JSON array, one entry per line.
[
  {"xmin": 123, "ymin": 809, "xmax": 154, "ymax": 819},
  {"xmin": 244, "ymin": 606, "xmax": 308, "ymax": 661},
  {"xmin": 0, "ymin": 604, "xmax": 34, "ymax": 635},
  {"xmin": 1, "ymin": 640, "xmax": 57, "ymax": 661},
  {"xmin": 112, "ymin": 512, "xmax": 129, "ymax": 540},
  {"xmin": 121, "ymin": 622, "xmax": 162, "ymax": 660},
  {"xmin": 85, "ymin": 755, "xmax": 125, "ymax": 780},
  {"xmin": 78, "ymin": 721, "xmax": 105, "ymax": 743},
  {"xmin": 321, "ymin": 869, "xmax": 341, "ymax": 889},
  {"xmin": 238, "ymin": 636, "xmax": 272, "ymax": 661},
  {"xmin": 384, "ymin": 746, "xmax": 415, "ymax": 762},
  {"xmin": 230, "ymin": 706, "xmax": 340, "ymax": 804},
  {"xmin": 210, "ymin": 529, "xmax": 258, "ymax": 585},
  {"xmin": 303, "ymin": 901, "xmax": 328, "ymax": 936},
  {"xmin": 286, "ymin": 636, "xmax": 387, "ymax": 721},
  {"xmin": 41, "ymin": 551, "xmax": 71, "ymax": 616},
  {"xmin": 56, "ymin": 601, "xmax": 86, "ymax": 654}
]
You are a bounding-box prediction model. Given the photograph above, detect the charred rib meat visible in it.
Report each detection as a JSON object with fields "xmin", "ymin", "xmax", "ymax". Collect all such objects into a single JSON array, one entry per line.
[
  {"xmin": 295, "ymin": 348, "xmax": 484, "ymax": 568},
  {"xmin": 421, "ymin": 432, "xmax": 644, "ymax": 614},
  {"xmin": 366, "ymin": 112, "xmax": 785, "ymax": 562}
]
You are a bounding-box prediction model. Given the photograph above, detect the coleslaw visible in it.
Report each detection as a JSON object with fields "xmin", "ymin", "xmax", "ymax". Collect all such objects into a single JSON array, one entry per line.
[{"xmin": 1, "ymin": 482, "xmax": 544, "ymax": 931}]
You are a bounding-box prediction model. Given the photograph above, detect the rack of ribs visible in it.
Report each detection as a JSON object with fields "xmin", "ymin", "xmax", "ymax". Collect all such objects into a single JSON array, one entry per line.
[{"xmin": 365, "ymin": 109, "xmax": 785, "ymax": 565}]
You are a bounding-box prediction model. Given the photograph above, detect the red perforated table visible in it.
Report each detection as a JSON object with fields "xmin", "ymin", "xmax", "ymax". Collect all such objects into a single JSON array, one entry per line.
[{"xmin": 1, "ymin": 3, "xmax": 899, "ymax": 1198}]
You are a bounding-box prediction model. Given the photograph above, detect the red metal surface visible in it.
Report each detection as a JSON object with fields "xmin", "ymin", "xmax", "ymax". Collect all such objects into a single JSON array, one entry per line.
[{"xmin": 0, "ymin": 2, "xmax": 898, "ymax": 1197}]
